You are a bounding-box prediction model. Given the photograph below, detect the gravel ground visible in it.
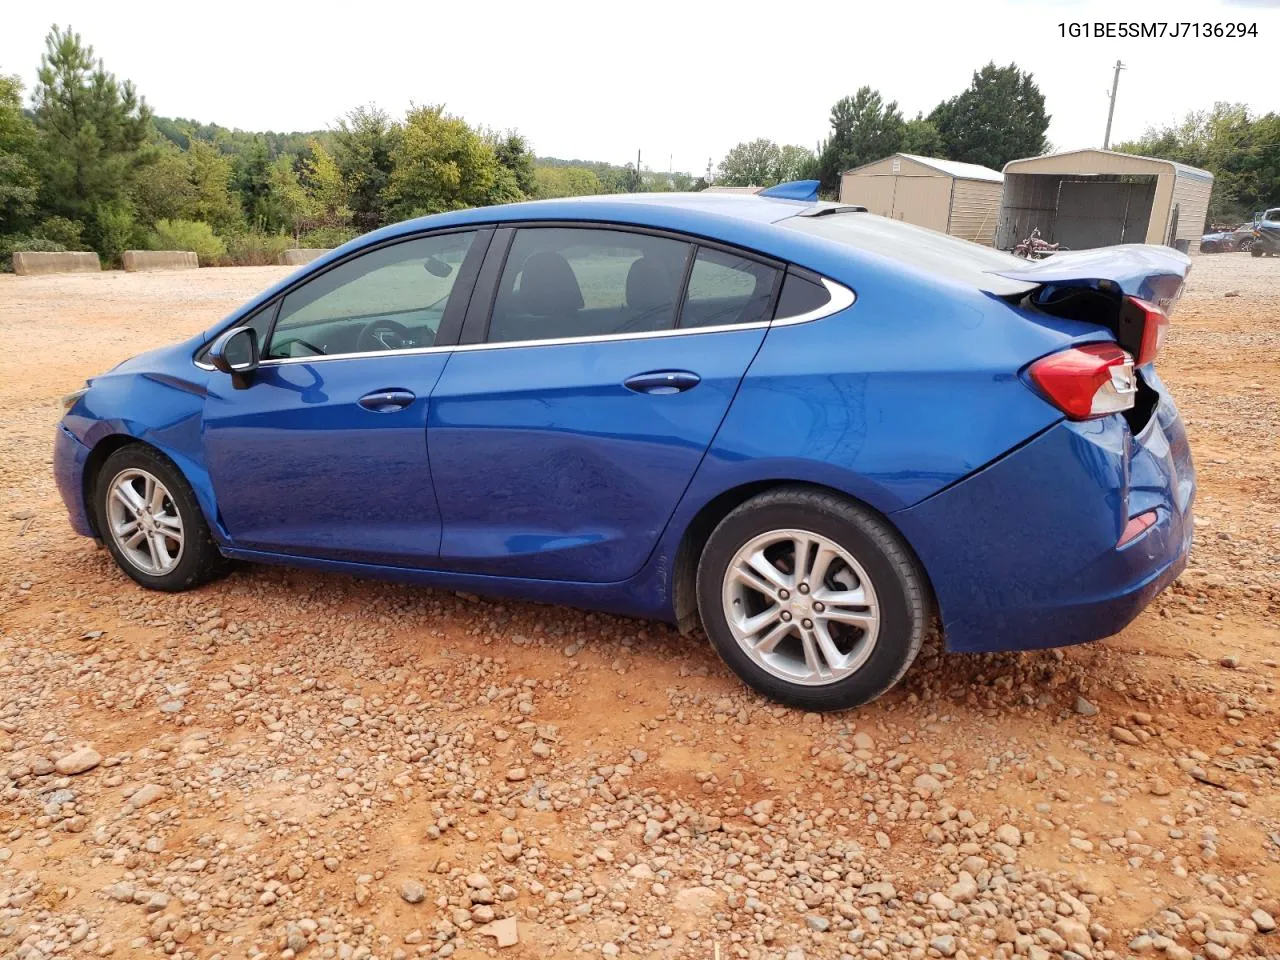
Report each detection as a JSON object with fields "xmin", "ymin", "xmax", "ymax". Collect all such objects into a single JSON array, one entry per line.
[{"xmin": 0, "ymin": 255, "xmax": 1277, "ymax": 960}]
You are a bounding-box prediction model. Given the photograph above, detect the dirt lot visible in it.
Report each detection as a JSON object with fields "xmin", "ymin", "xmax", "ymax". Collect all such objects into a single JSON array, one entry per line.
[{"xmin": 0, "ymin": 255, "xmax": 1277, "ymax": 960}]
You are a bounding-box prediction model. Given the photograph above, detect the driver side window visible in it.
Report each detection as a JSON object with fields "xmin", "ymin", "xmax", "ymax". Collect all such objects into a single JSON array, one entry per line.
[{"xmin": 266, "ymin": 231, "xmax": 476, "ymax": 360}]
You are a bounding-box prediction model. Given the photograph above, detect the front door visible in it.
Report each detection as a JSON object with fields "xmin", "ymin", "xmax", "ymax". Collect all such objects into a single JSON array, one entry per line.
[
  {"xmin": 202, "ymin": 229, "xmax": 485, "ymax": 566},
  {"xmin": 429, "ymin": 226, "xmax": 780, "ymax": 582}
]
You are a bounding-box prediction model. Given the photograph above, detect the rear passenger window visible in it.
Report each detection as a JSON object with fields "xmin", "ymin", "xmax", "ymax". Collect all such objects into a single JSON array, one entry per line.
[
  {"xmin": 681, "ymin": 248, "xmax": 778, "ymax": 329},
  {"xmin": 487, "ymin": 228, "xmax": 691, "ymax": 344},
  {"xmin": 773, "ymin": 270, "xmax": 832, "ymax": 320}
]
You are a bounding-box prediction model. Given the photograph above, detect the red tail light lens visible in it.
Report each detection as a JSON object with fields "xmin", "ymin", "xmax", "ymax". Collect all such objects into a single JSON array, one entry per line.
[
  {"xmin": 1121, "ymin": 296, "xmax": 1169, "ymax": 366},
  {"xmin": 1029, "ymin": 343, "xmax": 1137, "ymax": 421}
]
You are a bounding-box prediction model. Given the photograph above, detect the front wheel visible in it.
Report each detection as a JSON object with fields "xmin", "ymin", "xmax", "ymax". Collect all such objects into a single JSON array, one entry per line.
[
  {"xmin": 1252, "ymin": 247, "xmax": 1264, "ymax": 258},
  {"xmin": 96, "ymin": 444, "xmax": 230, "ymax": 591},
  {"xmin": 696, "ymin": 488, "xmax": 929, "ymax": 711}
]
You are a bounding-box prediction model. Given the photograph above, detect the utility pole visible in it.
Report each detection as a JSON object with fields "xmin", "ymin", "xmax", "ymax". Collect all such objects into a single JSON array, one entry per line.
[{"xmin": 1103, "ymin": 60, "xmax": 1125, "ymax": 149}]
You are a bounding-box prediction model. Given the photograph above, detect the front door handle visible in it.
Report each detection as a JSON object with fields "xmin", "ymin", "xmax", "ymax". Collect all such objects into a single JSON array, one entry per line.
[
  {"xmin": 358, "ymin": 388, "xmax": 416, "ymax": 412},
  {"xmin": 623, "ymin": 370, "xmax": 701, "ymax": 396}
]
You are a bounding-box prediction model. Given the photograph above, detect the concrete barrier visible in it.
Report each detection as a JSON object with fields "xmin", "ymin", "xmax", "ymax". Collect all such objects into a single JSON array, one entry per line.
[
  {"xmin": 121, "ymin": 250, "xmax": 199, "ymax": 272},
  {"xmin": 278, "ymin": 248, "xmax": 333, "ymax": 266},
  {"xmin": 11, "ymin": 251, "xmax": 101, "ymax": 276}
]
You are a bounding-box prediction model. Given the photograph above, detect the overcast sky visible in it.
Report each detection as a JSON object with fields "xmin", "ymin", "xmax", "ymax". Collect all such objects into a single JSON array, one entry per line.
[{"xmin": 3, "ymin": 0, "xmax": 1278, "ymax": 174}]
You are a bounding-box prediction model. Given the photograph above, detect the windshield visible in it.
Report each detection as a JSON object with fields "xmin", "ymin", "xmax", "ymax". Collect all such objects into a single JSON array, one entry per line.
[{"xmin": 781, "ymin": 212, "xmax": 1035, "ymax": 296}]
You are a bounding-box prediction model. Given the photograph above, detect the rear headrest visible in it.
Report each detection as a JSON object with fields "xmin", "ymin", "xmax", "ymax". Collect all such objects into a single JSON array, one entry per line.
[
  {"xmin": 626, "ymin": 257, "xmax": 672, "ymax": 312},
  {"xmin": 519, "ymin": 251, "xmax": 584, "ymax": 316}
]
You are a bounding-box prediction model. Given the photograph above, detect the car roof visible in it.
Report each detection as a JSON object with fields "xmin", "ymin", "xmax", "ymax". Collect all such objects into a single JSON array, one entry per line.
[{"xmin": 363, "ymin": 192, "xmax": 814, "ymax": 244}]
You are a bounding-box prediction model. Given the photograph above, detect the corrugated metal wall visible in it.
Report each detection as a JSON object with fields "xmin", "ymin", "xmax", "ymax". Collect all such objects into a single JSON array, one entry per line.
[
  {"xmin": 840, "ymin": 174, "xmax": 897, "ymax": 217},
  {"xmin": 1170, "ymin": 173, "xmax": 1213, "ymax": 252},
  {"xmin": 890, "ymin": 176, "xmax": 952, "ymax": 232},
  {"xmin": 948, "ymin": 179, "xmax": 1002, "ymax": 245}
]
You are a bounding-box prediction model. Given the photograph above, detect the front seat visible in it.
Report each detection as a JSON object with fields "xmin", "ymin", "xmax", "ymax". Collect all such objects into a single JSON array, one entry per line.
[{"xmin": 490, "ymin": 251, "xmax": 585, "ymax": 342}]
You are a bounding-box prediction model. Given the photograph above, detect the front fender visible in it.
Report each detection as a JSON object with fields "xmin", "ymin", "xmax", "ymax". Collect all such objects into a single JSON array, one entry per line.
[{"xmin": 63, "ymin": 368, "xmax": 223, "ymax": 541}]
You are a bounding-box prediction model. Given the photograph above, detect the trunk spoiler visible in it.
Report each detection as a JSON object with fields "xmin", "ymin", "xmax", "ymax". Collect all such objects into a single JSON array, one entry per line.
[{"xmin": 989, "ymin": 244, "xmax": 1191, "ymax": 308}]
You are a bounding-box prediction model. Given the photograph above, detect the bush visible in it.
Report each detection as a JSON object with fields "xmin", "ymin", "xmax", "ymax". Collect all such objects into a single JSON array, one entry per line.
[
  {"xmin": 150, "ymin": 219, "xmax": 227, "ymax": 265},
  {"xmin": 299, "ymin": 226, "xmax": 359, "ymax": 249},
  {"xmin": 0, "ymin": 236, "xmax": 67, "ymax": 272},
  {"xmin": 32, "ymin": 216, "xmax": 84, "ymax": 249},
  {"xmin": 219, "ymin": 231, "xmax": 292, "ymax": 266}
]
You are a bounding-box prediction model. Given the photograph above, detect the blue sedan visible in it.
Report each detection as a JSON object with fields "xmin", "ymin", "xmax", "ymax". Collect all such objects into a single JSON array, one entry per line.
[{"xmin": 54, "ymin": 182, "xmax": 1195, "ymax": 711}]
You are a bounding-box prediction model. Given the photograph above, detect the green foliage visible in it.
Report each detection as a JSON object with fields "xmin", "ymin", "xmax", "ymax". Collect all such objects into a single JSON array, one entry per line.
[
  {"xmin": 487, "ymin": 129, "xmax": 536, "ymax": 197},
  {"xmin": 717, "ymin": 139, "xmax": 781, "ymax": 187},
  {"xmin": 150, "ymin": 218, "xmax": 226, "ymax": 264},
  {"xmin": 901, "ymin": 114, "xmax": 944, "ymax": 156},
  {"xmin": 33, "ymin": 26, "xmax": 152, "ymax": 254},
  {"xmin": 333, "ymin": 106, "xmax": 400, "ymax": 231},
  {"xmin": 301, "ymin": 138, "xmax": 351, "ymax": 230},
  {"xmin": 385, "ymin": 104, "xmax": 521, "ymax": 219},
  {"xmin": 716, "ymin": 140, "xmax": 818, "ymax": 188},
  {"xmin": 267, "ymin": 154, "xmax": 314, "ymax": 240},
  {"xmin": 221, "ymin": 231, "xmax": 292, "ymax": 266},
  {"xmin": 33, "ymin": 215, "xmax": 83, "ymax": 248},
  {"xmin": 1116, "ymin": 103, "xmax": 1280, "ymax": 223},
  {"xmin": 299, "ymin": 226, "xmax": 358, "ymax": 248},
  {"xmin": 817, "ymin": 87, "xmax": 906, "ymax": 191},
  {"xmin": 0, "ymin": 235, "xmax": 66, "ymax": 272},
  {"xmin": 0, "ymin": 74, "xmax": 41, "ymax": 235},
  {"xmin": 186, "ymin": 140, "xmax": 242, "ymax": 233},
  {"xmin": 533, "ymin": 165, "xmax": 602, "ymax": 198},
  {"xmin": 929, "ymin": 62, "xmax": 1049, "ymax": 170}
]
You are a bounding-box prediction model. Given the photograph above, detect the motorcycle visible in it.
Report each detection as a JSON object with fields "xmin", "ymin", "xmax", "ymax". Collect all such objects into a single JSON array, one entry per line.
[{"xmin": 1012, "ymin": 228, "xmax": 1066, "ymax": 260}]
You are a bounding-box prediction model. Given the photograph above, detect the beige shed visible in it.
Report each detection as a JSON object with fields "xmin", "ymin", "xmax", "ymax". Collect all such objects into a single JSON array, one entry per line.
[
  {"xmin": 838, "ymin": 154, "xmax": 1004, "ymax": 245},
  {"xmin": 997, "ymin": 149, "xmax": 1214, "ymax": 253}
]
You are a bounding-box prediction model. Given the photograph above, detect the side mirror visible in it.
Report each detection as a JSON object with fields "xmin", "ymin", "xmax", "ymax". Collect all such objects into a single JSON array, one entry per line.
[{"xmin": 208, "ymin": 326, "xmax": 260, "ymax": 389}]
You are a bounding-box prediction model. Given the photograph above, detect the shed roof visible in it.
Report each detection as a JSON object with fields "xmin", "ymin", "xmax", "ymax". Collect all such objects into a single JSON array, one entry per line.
[
  {"xmin": 1002, "ymin": 148, "xmax": 1213, "ymax": 182},
  {"xmin": 842, "ymin": 153, "xmax": 1003, "ymax": 182}
]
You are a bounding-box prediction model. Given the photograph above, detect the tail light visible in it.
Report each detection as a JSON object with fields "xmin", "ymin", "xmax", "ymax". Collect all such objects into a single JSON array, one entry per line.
[
  {"xmin": 1029, "ymin": 343, "xmax": 1136, "ymax": 420},
  {"xmin": 1117, "ymin": 296, "xmax": 1169, "ymax": 365}
]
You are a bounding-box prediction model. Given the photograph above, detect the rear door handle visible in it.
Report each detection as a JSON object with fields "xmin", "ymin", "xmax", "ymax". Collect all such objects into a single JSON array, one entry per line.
[
  {"xmin": 358, "ymin": 388, "xmax": 416, "ymax": 412},
  {"xmin": 623, "ymin": 370, "xmax": 701, "ymax": 395}
]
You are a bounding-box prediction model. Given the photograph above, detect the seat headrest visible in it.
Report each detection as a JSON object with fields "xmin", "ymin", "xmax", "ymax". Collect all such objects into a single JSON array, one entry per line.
[
  {"xmin": 626, "ymin": 257, "xmax": 672, "ymax": 313},
  {"xmin": 518, "ymin": 251, "xmax": 584, "ymax": 316}
]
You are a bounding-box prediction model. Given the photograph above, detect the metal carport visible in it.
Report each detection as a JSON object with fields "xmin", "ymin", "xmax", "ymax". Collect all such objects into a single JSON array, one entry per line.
[{"xmin": 997, "ymin": 149, "xmax": 1213, "ymax": 253}]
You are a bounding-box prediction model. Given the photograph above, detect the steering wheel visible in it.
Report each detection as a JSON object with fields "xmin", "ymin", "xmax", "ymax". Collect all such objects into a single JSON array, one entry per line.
[{"xmin": 356, "ymin": 318, "xmax": 413, "ymax": 353}]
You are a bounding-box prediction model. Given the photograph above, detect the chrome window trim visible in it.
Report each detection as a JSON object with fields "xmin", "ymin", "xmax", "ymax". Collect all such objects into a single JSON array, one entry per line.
[{"xmin": 194, "ymin": 277, "xmax": 854, "ymax": 370}]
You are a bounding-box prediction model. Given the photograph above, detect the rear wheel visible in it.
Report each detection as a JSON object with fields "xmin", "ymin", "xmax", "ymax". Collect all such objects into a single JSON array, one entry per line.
[
  {"xmin": 696, "ymin": 488, "xmax": 928, "ymax": 711},
  {"xmin": 1252, "ymin": 247, "xmax": 1264, "ymax": 258},
  {"xmin": 96, "ymin": 444, "xmax": 229, "ymax": 591}
]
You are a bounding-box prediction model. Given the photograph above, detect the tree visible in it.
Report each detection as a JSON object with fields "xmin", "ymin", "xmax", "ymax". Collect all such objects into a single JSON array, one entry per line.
[
  {"xmin": 130, "ymin": 140, "xmax": 198, "ymax": 226},
  {"xmin": 384, "ymin": 105, "xmax": 521, "ymax": 219},
  {"xmin": 717, "ymin": 139, "xmax": 781, "ymax": 187},
  {"xmin": 0, "ymin": 74, "xmax": 40, "ymax": 236},
  {"xmin": 300, "ymin": 138, "xmax": 350, "ymax": 231},
  {"xmin": 32, "ymin": 25, "xmax": 152, "ymax": 258},
  {"xmin": 333, "ymin": 106, "xmax": 399, "ymax": 231},
  {"xmin": 533, "ymin": 165, "xmax": 602, "ymax": 198},
  {"xmin": 267, "ymin": 154, "xmax": 315, "ymax": 241},
  {"xmin": 487, "ymin": 130, "xmax": 536, "ymax": 197},
  {"xmin": 901, "ymin": 114, "xmax": 944, "ymax": 157},
  {"xmin": 930, "ymin": 62, "xmax": 1049, "ymax": 170},
  {"xmin": 1117, "ymin": 103, "xmax": 1280, "ymax": 222},
  {"xmin": 186, "ymin": 139, "xmax": 242, "ymax": 233},
  {"xmin": 817, "ymin": 87, "xmax": 905, "ymax": 191},
  {"xmin": 233, "ymin": 137, "xmax": 275, "ymax": 229},
  {"xmin": 776, "ymin": 144, "xmax": 817, "ymax": 183}
]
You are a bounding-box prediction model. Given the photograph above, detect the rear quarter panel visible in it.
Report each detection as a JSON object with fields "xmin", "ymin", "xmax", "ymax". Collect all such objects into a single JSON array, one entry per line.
[{"xmin": 687, "ymin": 264, "xmax": 1079, "ymax": 518}]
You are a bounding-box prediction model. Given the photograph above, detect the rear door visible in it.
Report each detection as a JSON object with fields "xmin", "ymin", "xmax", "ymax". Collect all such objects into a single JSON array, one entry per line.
[{"xmin": 427, "ymin": 225, "xmax": 780, "ymax": 582}]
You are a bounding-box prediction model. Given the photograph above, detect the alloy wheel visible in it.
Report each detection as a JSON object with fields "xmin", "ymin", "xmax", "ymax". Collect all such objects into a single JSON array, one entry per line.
[
  {"xmin": 721, "ymin": 528, "xmax": 880, "ymax": 686},
  {"xmin": 105, "ymin": 468, "xmax": 185, "ymax": 575}
]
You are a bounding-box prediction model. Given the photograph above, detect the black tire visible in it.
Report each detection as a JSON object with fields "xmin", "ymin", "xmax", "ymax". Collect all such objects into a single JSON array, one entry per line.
[
  {"xmin": 95, "ymin": 444, "xmax": 230, "ymax": 591},
  {"xmin": 695, "ymin": 487, "xmax": 929, "ymax": 711},
  {"xmin": 1251, "ymin": 247, "xmax": 1263, "ymax": 258}
]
